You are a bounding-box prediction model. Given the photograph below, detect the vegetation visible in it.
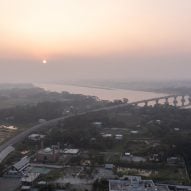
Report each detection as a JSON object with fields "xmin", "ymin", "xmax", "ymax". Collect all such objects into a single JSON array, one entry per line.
[
  {"xmin": 93, "ymin": 179, "xmax": 109, "ymax": 191},
  {"xmin": 1, "ymin": 85, "xmax": 191, "ymax": 185},
  {"xmin": 0, "ymin": 87, "xmax": 108, "ymax": 125},
  {"xmin": 39, "ymin": 104, "xmax": 191, "ymax": 183}
]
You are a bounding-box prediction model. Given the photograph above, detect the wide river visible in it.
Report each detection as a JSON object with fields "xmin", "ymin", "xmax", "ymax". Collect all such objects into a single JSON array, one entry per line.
[{"xmin": 36, "ymin": 83, "xmax": 167, "ymax": 102}]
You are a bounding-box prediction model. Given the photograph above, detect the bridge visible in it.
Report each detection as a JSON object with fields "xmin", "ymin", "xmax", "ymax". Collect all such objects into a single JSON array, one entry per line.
[{"xmin": 130, "ymin": 94, "xmax": 191, "ymax": 107}]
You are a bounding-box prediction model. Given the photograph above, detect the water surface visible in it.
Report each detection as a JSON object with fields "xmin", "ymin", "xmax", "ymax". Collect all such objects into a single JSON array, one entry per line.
[{"xmin": 36, "ymin": 83, "xmax": 167, "ymax": 102}]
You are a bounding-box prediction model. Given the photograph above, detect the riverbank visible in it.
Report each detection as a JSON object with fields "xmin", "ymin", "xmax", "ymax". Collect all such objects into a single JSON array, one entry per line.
[{"xmin": 35, "ymin": 83, "xmax": 167, "ymax": 102}]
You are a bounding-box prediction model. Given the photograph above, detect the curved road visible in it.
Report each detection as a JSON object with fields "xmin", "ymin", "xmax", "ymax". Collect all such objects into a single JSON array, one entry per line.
[
  {"xmin": 0, "ymin": 103, "xmax": 131, "ymax": 152},
  {"xmin": 0, "ymin": 115, "xmax": 73, "ymax": 153}
]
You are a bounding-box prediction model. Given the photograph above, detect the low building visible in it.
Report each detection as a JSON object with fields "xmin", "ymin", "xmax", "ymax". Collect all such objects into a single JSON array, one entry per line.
[
  {"xmin": 130, "ymin": 130, "xmax": 139, "ymax": 134},
  {"xmin": 61, "ymin": 149, "xmax": 80, "ymax": 155},
  {"xmin": 7, "ymin": 156, "xmax": 30, "ymax": 176},
  {"xmin": 149, "ymin": 154, "xmax": 161, "ymax": 162},
  {"xmin": 115, "ymin": 134, "xmax": 123, "ymax": 140},
  {"xmin": 109, "ymin": 176, "xmax": 157, "ymax": 191},
  {"xmin": 13, "ymin": 156, "xmax": 30, "ymax": 172},
  {"xmin": 105, "ymin": 164, "xmax": 114, "ymax": 170},
  {"xmin": 121, "ymin": 154, "xmax": 146, "ymax": 163},
  {"xmin": 28, "ymin": 134, "xmax": 45, "ymax": 141},
  {"xmin": 37, "ymin": 147, "xmax": 60, "ymax": 162},
  {"xmin": 92, "ymin": 121, "xmax": 103, "ymax": 128},
  {"xmin": 124, "ymin": 152, "xmax": 131, "ymax": 156},
  {"xmin": 90, "ymin": 137, "xmax": 96, "ymax": 142},
  {"xmin": 156, "ymin": 120, "xmax": 161, "ymax": 125},
  {"xmin": 102, "ymin": 133, "xmax": 112, "ymax": 138},
  {"xmin": 21, "ymin": 172, "xmax": 40, "ymax": 190},
  {"xmin": 167, "ymin": 156, "xmax": 182, "ymax": 164}
]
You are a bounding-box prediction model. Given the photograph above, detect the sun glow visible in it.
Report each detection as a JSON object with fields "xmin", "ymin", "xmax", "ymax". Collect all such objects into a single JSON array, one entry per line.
[
  {"xmin": 42, "ymin": 60, "xmax": 47, "ymax": 64},
  {"xmin": 0, "ymin": 0, "xmax": 191, "ymax": 59}
]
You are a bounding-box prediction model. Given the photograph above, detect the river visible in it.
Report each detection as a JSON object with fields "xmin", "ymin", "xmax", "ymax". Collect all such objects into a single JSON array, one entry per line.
[{"xmin": 36, "ymin": 83, "xmax": 167, "ymax": 102}]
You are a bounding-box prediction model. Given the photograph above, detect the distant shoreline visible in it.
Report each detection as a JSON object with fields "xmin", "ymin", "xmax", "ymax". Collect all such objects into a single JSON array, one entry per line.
[
  {"xmin": 35, "ymin": 82, "xmax": 168, "ymax": 102},
  {"xmin": 35, "ymin": 82, "xmax": 169, "ymax": 95}
]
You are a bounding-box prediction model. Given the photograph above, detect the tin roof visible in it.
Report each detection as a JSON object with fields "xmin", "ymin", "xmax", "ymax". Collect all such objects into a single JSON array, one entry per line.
[{"xmin": 13, "ymin": 156, "xmax": 30, "ymax": 171}]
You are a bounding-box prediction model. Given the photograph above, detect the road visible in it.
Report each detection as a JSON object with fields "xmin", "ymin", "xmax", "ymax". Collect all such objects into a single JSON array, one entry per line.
[
  {"xmin": 0, "ymin": 102, "xmax": 131, "ymax": 153},
  {"xmin": 0, "ymin": 115, "xmax": 72, "ymax": 153}
]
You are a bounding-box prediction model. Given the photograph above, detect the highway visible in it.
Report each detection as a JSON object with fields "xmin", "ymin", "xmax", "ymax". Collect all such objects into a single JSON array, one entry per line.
[
  {"xmin": 0, "ymin": 103, "xmax": 130, "ymax": 153},
  {"xmin": 0, "ymin": 115, "xmax": 72, "ymax": 153}
]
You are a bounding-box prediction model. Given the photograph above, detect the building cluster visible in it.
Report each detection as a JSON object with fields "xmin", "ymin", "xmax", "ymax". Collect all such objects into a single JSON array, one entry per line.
[
  {"xmin": 37, "ymin": 143, "xmax": 60, "ymax": 162},
  {"xmin": 109, "ymin": 176, "xmax": 157, "ymax": 191},
  {"xmin": 36, "ymin": 142, "xmax": 80, "ymax": 163},
  {"xmin": 109, "ymin": 176, "xmax": 191, "ymax": 191}
]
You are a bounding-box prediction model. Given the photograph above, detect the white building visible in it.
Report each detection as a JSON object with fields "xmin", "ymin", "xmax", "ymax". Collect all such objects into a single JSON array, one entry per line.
[
  {"xmin": 21, "ymin": 172, "xmax": 40, "ymax": 190},
  {"xmin": 28, "ymin": 134, "xmax": 45, "ymax": 141},
  {"xmin": 61, "ymin": 149, "xmax": 80, "ymax": 155},
  {"xmin": 115, "ymin": 134, "xmax": 123, "ymax": 140}
]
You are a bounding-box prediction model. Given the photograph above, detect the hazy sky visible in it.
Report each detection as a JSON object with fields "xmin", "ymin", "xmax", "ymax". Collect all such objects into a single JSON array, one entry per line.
[{"xmin": 0, "ymin": 0, "xmax": 191, "ymax": 82}]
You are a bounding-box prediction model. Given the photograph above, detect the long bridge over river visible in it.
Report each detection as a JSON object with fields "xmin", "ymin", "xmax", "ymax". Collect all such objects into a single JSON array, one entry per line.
[{"xmin": 130, "ymin": 94, "xmax": 191, "ymax": 107}]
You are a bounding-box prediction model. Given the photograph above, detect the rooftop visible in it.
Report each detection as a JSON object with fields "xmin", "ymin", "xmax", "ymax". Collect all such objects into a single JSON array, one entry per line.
[
  {"xmin": 102, "ymin": 134, "xmax": 112, "ymax": 138},
  {"xmin": 13, "ymin": 156, "xmax": 30, "ymax": 171},
  {"xmin": 109, "ymin": 176, "xmax": 157, "ymax": 191},
  {"xmin": 62, "ymin": 149, "xmax": 79, "ymax": 154},
  {"xmin": 21, "ymin": 172, "xmax": 40, "ymax": 183},
  {"xmin": 28, "ymin": 134, "xmax": 45, "ymax": 140},
  {"xmin": 38, "ymin": 147, "xmax": 59, "ymax": 155}
]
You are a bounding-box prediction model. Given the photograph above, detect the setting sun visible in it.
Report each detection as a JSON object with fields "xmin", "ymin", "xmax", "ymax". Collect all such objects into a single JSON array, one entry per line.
[
  {"xmin": 42, "ymin": 60, "xmax": 47, "ymax": 64},
  {"xmin": 0, "ymin": 0, "xmax": 191, "ymax": 81}
]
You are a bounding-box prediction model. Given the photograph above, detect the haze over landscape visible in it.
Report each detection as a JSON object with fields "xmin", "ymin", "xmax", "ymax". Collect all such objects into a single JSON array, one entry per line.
[
  {"xmin": 2, "ymin": 1, "xmax": 191, "ymax": 191},
  {"xmin": 0, "ymin": 0, "xmax": 191, "ymax": 82}
]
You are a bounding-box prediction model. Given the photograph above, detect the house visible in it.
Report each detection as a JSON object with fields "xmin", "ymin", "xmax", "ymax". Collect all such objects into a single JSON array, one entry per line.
[
  {"xmin": 92, "ymin": 121, "xmax": 103, "ymax": 128},
  {"xmin": 102, "ymin": 133, "xmax": 112, "ymax": 138},
  {"xmin": 124, "ymin": 152, "xmax": 131, "ymax": 156},
  {"xmin": 105, "ymin": 164, "xmax": 114, "ymax": 170},
  {"xmin": 61, "ymin": 149, "xmax": 80, "ymax": 155},
  {"xmin": 21, "ymin": 172, "xmax": 40, "ymax": 190},
  {"xmin": 90, "ymin": 137, "xmax": 96, "ymax": 142},
  {"xmin": 7, "ymin": 156, "xmax": 30, "ymax": 176},
  {"xmin": 28, "ymin": 134, "xmax": 45, "ymax": 141},
  {"xmin": 149, "ymin": 154, "xmax": 161, "ymax": 162},
  {"xmin": 13, "ymin": 156, "xmax": 30, "ymax": 172},
  {"xmin": 115, "ymin": 134, "xmax": 123, "ymax": 140},
  {"xmin": 156, "ymin": 120, "xmax": 161, "ymax": 125},
  {"xmin": 121, "ymin": 154, "xmax": 146, "ymax": 163},
  {"xmin": 37, "ymin": 147, "xmax": 60, "ymax": 162},
  {"xmin": 130, "ymin": 130, "xmax": 139, "ymax": 134},
  {"xmin": 167, "ymin": 156, "xmax": 182, "ymax": 164}
]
